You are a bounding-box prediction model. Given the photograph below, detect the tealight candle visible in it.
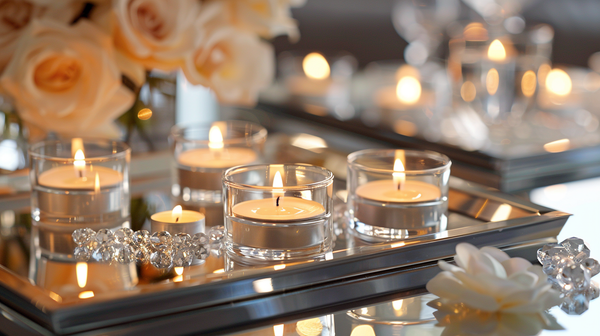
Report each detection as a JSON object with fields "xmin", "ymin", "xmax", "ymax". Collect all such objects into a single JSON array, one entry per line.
[
  {"xmin": 224, "ymin": 164, "xmax": 334, "ymax": 261},
  {"xmin": 348, "ymin": 149, "xmax": 451, "ymax": 241},
  {"xmin": 286, "ymin": 52, "xmax": 333, "ymax": 97},
  {"xmin": 171, "ymin": 121, "xmax": 267, "ymax": 228},
  {"xmin": 150, "ymin": 205, "xmax": 205, "ymax": 235}
]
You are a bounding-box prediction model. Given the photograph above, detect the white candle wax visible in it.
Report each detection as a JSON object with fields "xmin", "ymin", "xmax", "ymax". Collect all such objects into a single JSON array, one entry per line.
[
  {"xmin": 232, "ymin": 197, "xmax": 325, "ymax": 222},
  {"xmin": 151, "ymin": 210, "xmax": 205, "ymax": 224},
  {"xmin": 177, "ymin": 147, "xmax": 257, "ymax": 169},
  {"xmin": 38, "ymin": 166, "xmax": 122, "ymax": 190},
  {"xmin": 356, "ymin": 180, "xmax": 440, "ymax": 203}
]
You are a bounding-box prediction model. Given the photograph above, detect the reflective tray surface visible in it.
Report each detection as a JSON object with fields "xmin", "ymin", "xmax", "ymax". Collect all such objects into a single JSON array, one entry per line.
[{"xmin": 0, "ymin": 136, "xmax": 569, "ymax": 335}]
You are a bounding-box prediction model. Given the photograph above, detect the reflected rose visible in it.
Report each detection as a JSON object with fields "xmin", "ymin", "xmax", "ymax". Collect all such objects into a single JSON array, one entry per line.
[
  {"xmin": 112, "ymin": 0, "xmax": 202, "ymax": 70},
  {"xmin": 183, "ymin": 27, "xmax": 273, "ymax": 105},
  {"xmin": 0, "ymin": 19, "xmax": 135, "ymax": 136}
]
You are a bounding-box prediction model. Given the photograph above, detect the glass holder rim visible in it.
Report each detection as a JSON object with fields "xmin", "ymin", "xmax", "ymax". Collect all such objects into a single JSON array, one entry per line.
[
  {"xmin": 223, "ymin": 163, "xmax": 335, "ymax": 190},
  {"xmin": 169, "ymin": 120, "xmax": 268, "ymax": 146},
  {"xmin": 28, "ymin": 138, "xmax": 131, "ymax": 162},
  {"xmin": 347, "ymin": 149, "xmax": 452, "ymax": 175}
]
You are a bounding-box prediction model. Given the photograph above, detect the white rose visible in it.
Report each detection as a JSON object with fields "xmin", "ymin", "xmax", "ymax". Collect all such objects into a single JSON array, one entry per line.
[
  {"xmin": 183, "ymin": 27, "xmax": 274, "ymax": 105},
  {"xmin": 0, "ymin": 19, "xmax": 135, "ymax": 136},
  {"xmin": 426, "ymin": 243, "xmax": 562, "ymax": 313},
  {"xmin": 112, "ymin": 0, "xmax": 202, "ymax": 71},
  {"xmin": 221, "ymin": 0, "xmax": 305, "ymax": 41}
]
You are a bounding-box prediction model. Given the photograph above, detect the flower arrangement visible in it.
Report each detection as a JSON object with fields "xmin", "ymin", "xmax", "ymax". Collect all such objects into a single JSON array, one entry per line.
[{"xmin": 0, "ymin": 0, "xmax": 304, "ymax": 136}]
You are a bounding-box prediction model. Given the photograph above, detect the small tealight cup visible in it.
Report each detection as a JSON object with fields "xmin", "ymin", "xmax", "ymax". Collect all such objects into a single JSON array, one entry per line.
[
  {"xmin": 347, "ymin": 149, "xmax": 451, "ymax": 241},
  {"xmin": 223, "ymin": 164, "xmax": 334, "ymax": 261},
  {"xmin": 170, "ymin": 121, "xmax": 267, "ymax": 228}
]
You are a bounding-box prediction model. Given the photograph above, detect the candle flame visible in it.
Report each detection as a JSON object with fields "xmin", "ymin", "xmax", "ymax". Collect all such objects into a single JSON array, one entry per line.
[
  {"xmin": 78, "ymin": 291, "xmax": 94, "ymax": 299},
  {"xmin": 174, "ymin": 266, "xmax": 184, "ymax": 281},
  {"xmin": 172, "ymin": 205, "xmax": 183, "ymax": 222},
  {"xmin": 71, "ymin": 138, "xmax": 83, "ymax": 158},
  {"xmin": 546, "ymin": 69, "xmax": 572, "ymax": 96},
  {"xmin": 76, "ymin": 262, "xmax": 87, "ymax": 288},
  {"xmin": 273, "ymin": 324, "xmax": 284, "ymax": 336},
  {"xmin": 208, "ymin": 125, "xmax": 224, "ymax": 149},
  {"xmin": 273, "ymin": 171, "xmax": 284, "ymax": 205},
  {"xmin": 303, "ymin": 53, "xmax": 330, "ymax": 80},
  {"xmin": 486, "ymin": 68, "xmax": 499, "ymax": 95},
  {"xmin": 395, "ymin": 76, "xmax": 422, "ymax": 105},
  {"xmin": 393, "ymin": 158, "xmax": 405, "ymax": 190},
  {"xmin": 488, "ymin": 39, "xmax": 506, "ymax": 62},
  {"xmin": 74, "ymin": 149, "xmax": 86, "ymax": 177}
]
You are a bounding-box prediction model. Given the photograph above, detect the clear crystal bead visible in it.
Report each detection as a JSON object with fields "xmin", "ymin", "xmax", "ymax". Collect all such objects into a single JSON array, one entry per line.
[
  {"xmin": 113, "ymin": 243, "xmax": 136, "ymax": 263},
  {"xmin": 132, "ymin": 230, "xmax": 150, "ymax": 245},
  {"xmin": 586, "ymin": 282, "xmax": 600, "ymax": 300},
  {"xmin": 150, "ymin": 247, "xmax": 173, "ymax": 269},
  {"xmin": 95, "ymin": 229, "xmax": 114, "ymax": 245},
  {"xmin": 74, "ymin": 245, "xmax": 91, "ymax": 261},
  {"xmin": 561, "ymin": 290, "xmax": 590, "ymax": 315},
  {"xmin": 208, "ymin": 226, "xmax": 224, "ymax": 242},
  {"xmin": 173, "ymin": 233, "xmax": 192, "ymax": 248},
  {"xmin": 192, "ymin": 232, "xmax": 209, "ymax": 245},
  {"xmin": 72, "ymin": 228, "xmax": 95, "ymax": 246},
  {"xmin": 173, "ymin": 247, "xmax": 194, "ymax": 267},
  {"xmin": 135, "ymin": 246, "xmax": 150, "ymax": 264},
  {"xmin": 561, "ymin": 237, "xmax": 591, "ymax": 259},
  {"xmin": 150, "ymin": 231, "xmax": 172, "ymax": 248},
  {"xmin": 193, "ymin": 241, "xmax": 210, "ymax": 260},
  {"xmin": 582, "ymin": 258, "xmax": 600, "ymax": 277},
  {"xmin": 541, "ymin": 245, "xmax": 570, "ymax": 276},
  {"xmin": 114, "ymin": 228, "xmax": 134, "ymax": 244},
  {"xmin": 558, "ymin": 263, "xmax": 591, "ymax": 290},
  {"xmin": 92, "ymin": 244, "xmax": 114, "ymax": 263}
]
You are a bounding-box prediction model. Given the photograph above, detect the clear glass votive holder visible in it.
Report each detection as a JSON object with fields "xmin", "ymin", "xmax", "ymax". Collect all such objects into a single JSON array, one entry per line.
[
  {"xmin": 347, "ymin": 149, "xmax": 451, "ymax": 241},
  {"xmin": 28, "ymin": 139, "xmax": 132, "ymax": 287},
  {"xmin": 223, "ymin": 164, "xmax": 334, "ymax": 261},
  {"xmin": 170, "ymin": 121, "xmax": 267, "ymax": 228}
]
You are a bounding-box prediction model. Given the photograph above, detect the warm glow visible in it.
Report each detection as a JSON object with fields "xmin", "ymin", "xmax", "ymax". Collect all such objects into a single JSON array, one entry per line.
[
  {"xmin": 78, "ymin": 291, "xmax": 94, "ymax": 299},
  {"xmin": 174, "ymin": 267, "xmax": 184, "ymax": 275},
  {"xmin": 71, "ymin": 138, "xmax": 83, "ymax": 158},
  {"xmin": 486, "ymin": 68, "xmax": 499, "ymax": 95},
  {"xmin": 350, "ymin": 325, "xmax": 376, "ymax": 336},
  {"xmin": 213, "ymin": 268, "xmax": 225, "ymax": 274},
  {"xmin": 76, "ymin": 262, "xmax": 88, "ymax": 288},
  {"xmin": 208, "ymin": 125, "xmax": 224, "ymax": 149},
  {"xmin": 488, "ymin": 39, "xmax": 506, "ymax": 62},
  {"xmin": 173, "ymin": 267, "xmax": 184, "ymax": 282},
  {"xmin": 546, "ymin": 69, "xmax": 572, "ymax": 96},
  {"xmin": 463, "ymin": 22, "xmax": 488, "ymax": 41},
  {"xmin": 94, "ymin": 173, "xmax": 100, "ymax": 193},
  {"xmin": 392, "ymin": 300, "xmax": 404, "ymax": 311},
  {"xmin": 172, "ymin": 205, "xmax": 183, "ymax": 222},
  {"xmin": 395, "ymin": 76, "xmax": 422, "ymax": 105},
  {"xmin": 137, "ymin": 108, "xmax": 152, "ymax": 120},
  {"xmin": 393, "ymin": 156, "xmax": 406, "ymax": 190},
  {"xmin": 296, "ymin": 318, "xmax": 323, "ymax": 336},
  {"xmin": 490, "ymin": 204, "xmax": 512, "ymax": 222},
  {"xmin": 461, "ymin": 81, "xmax": 477, "ymax": 102},
  {"xmin": 521, "ymin": 70, "xmax": 537, "ymax": 97},
  {"xmin": 253, "ymin": 278, "xmax": 274, "ymax": 293},
  {"xmin": 273, "ymin": 171, "xmax": 284, "ymax": 203},
  {"xmin": 303, "ymin": 53, "xmax": 330, "ymax": 80},
  {"xmin": 74, "ymin": 149, "xmax": 86, "ymax": 175},
  {"xmin": 274, "ymin": 264, "xmax": 286, "ymax": 270},
  {"xmin": 544, "ymin": 138, "xmax": 570, "ymax": 153},
  {"xmin": 391, "ymin": 242, "xmax": 406, "ymax": 248},
  {"xmin": 538, "ymin": 64, "xmax": 551, "ymax": 86},
  {"xmin": 273, "ymin": 324, "xmax": 284, "ymax": 336}
]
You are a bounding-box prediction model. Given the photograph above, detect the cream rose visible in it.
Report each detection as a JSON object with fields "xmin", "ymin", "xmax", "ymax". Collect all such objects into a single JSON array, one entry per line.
[
  {"xmin": 426, "ymin": 243, "xmax": 562, "ymax": 313},
  {"xmin": 0, "ymin": 19, "xmax": 135, "ymax": 136},
  {"xmin": 112, "ymin": 0, "xmax": 202, "ymax": 71},
  {"xmin": 223, "ymin": 0, "xmax": 305, "ymax": 41},
  {"xmin": 183, "ymin": 26, "xmax": 273, "ymax": 105}
]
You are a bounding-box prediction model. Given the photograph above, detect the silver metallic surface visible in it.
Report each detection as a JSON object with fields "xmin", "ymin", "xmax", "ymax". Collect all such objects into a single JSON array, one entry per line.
[
  {"xmin": 177, "ymin": 167, "xmax": 223, "ymax": 191},
  {"xmin": 354, "ymin": 198, "xmax": 445, "ymax": 229},
  {"xmin": 150, "ymin": 218, "xmax": 205, "ymax": 235},
  {"xmin": 35, "ymin": 187, "xmax": 123, "ymax": 217},
  {"xmin": 228, "ymin": 217, "xmax": 326, "ymax": 249}
]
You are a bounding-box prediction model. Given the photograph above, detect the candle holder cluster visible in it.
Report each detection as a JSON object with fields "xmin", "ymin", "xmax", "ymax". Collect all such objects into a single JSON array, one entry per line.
[
  {"xmin": 72, "ymin": 227, "xmax": 222, "ymax": 269},
  {"xmin": 538, "ymin": 237, "xmax": 600, "ymax": 315}
]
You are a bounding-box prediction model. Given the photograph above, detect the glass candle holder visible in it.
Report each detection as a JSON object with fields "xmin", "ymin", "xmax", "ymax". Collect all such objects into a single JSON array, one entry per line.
[
  {"xmin": 170, "ymin": 121, "xmax": 267, "ymax": 228},
  {"xmin": 347, "ymin": 149, "xmax": 451, "ymax": 241},
  {"xmin": 28, "ymin": 139, "xmax": 133, "ymax": 287},
  {"xmin": 223, "ymin": 164, "xmax": 334, "ymax": 261}
]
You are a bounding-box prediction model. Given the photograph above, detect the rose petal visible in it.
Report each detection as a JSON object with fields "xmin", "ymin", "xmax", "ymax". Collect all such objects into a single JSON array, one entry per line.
[
  {"xmin": 481, "ymin": 246, "xmax": 510, "ymax": 263},
  {"xmin": 508, "ymin": 271, "xmax": 538, "ymax": 288},
  {"xmin": 438, "ymin": 260, "xmax": 463, "ymax": 273},
  {"xmin": 454, "ymin": 243, "xmax": 480, "ymax": 269},
  {"xmin": 426, "ymin": 271, "xmax": 500, "ymax": 312},
  {"xmin": 502, "ymin": 257, "xmax": 532, "ymax": 277}
]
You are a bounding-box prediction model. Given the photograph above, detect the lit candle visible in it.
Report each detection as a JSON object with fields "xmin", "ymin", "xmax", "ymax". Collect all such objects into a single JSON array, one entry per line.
[
  {"xmin": 482, "ymin": 38, "xmax": 515, "ymax": 118},
  {"xmin": 229, "ymin": 171, "xmax": 327, "ymax": 250},
  {"xmin": 150, "ymin": 205, "xmax": 205, "ymax": 235},
  {"xmin": 286, "ymin": 52, "xmax": 333, "ymax": 97},
  {"xmin": 177, "ymin": 125, "xmax": 257, "ymax": 191},
  {"xmin": 374, "ymin": 65, "xmax": 428, "ymax": 111}
]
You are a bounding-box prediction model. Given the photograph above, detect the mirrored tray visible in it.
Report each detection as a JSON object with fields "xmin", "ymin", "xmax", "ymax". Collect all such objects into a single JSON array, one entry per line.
[{"xmin": 0, "ymin": 141, "xmax": 569, "ymax": 335}]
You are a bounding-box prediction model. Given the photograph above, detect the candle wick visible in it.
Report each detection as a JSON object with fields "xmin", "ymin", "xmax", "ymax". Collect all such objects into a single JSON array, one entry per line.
[
  {"xmin": 176, "ymin": 217, "xmax": 179, "ymax": 223},
  {"xmin": 276, "ymin": 196, "xmax": 280, "ymax": 207},
  {"xmin": 78, "ymin": 170, "xmax": 83, "ymax": 178}
]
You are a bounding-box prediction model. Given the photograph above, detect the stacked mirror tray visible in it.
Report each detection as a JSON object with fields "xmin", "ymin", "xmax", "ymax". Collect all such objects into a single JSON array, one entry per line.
[{"xmin": 0, "ymin": 135, "xmax": 569, "ymax": 335}]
